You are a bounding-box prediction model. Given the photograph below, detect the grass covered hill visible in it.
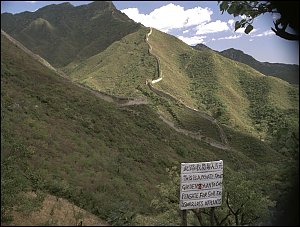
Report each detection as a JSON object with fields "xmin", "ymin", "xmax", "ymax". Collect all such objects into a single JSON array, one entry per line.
[
  {"xmin": 2, "ymin": 25, "xmax": 296, "ymax": 225},
  {"xmin": 66, "ymin": 25, "xmax": 298, "ymax": 156},
  {"xmin": 1, "ymin": 1, "xmax": 141, "ymax": 67},
  {"xmin": 65, "ymin": 27, "xmax": 158, "ymax": 98},
  {"xmin": 0, "ymin": 28, "xmax": 251, "ymax": 224},
  {"xmin": 145, "ymin": 29, "xmax": 298, "ymax": 146},
  {"xmin": 1, "ymin": 1, "xmax": 298, "ymax": 224},
  {"xmin": 219, "ymin": 48, "xmax": 299, "ymax": 85}
]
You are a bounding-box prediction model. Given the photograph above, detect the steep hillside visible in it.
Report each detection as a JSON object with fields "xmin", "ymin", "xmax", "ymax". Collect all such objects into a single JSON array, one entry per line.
[
  {"xmin": 146, "ymin": 29, "xmax": 298, "ymax": 146},
  {"xmin": 65, "ymin": 27, "xmax": 157, "ymax": 98},
  {"xmin": 66, "ymin": 27, "xmax": 229, "ymax": 147},
  {"xmin": 2, "ymin": 24, "xmax": 297, "ymax": 225},
  {"xmin": 219, "ymin": 48, "xmax": 299, "ymax": 84},
  {"xmin": 147, "ymin": 28, "xmax": 197, "ymax": 109},
  {"xmin": 0, "ymin": 29, "xmax": 270, "ymax": 225},
  {"xmin": 3, "ymin": 10, "xmax": 300, "ymax": 225},
  {"xmin": 1, "ymin": 1, "xmax": 141, "ymax": 67},
  {"xmin": 66, "ymin": 25, "xmax": 298, "ymax": 154}
]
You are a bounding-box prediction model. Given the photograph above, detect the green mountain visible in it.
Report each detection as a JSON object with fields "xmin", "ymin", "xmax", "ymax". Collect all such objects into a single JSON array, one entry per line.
[
  {"xmin": 0, "ymin": 30, "xmax": 214, "ymax": 224},
  {"xmin": 1, "ymin": 1, "xmax": 141, "ymax": 67},
  {"xmin": 61, "ymin": 24, "xmax": 298, "ymax": 157},
  {"xmin": 64, "ymin": 26, "xmax": 158, "ymax": 98},
  {"xmin": 63, "ymin": 24, "xmax": 298, "ymax": 223},
  {"xmin": 1, "ymin": 1, "xmax": 299, "ymax": 225},
  {"xmin": 1, "ymin": 27, "xmax": 285, "ymax": 225},
  {"xmin": 2, "ymin": 24, "xmax": 298, "ymax": 226},
  {"xmin": 192, "ymin": 43, "xmax": 213, "ymax": 52},
  {"xmin": 140, "ymin": 28, "xmax": 298, "ymax": 144},
  {"xmin": 219, "ymin": 48, "xmax": 299, "ymax": 84}
]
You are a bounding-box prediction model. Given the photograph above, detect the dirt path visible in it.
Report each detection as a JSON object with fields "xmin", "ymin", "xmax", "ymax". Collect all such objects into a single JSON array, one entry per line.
[
  {"xmin": 145, "ymin": 28, "xmax": 230, "ymax": 150},
  {"xmin": 2, "ymin": 192, "xmax": 109, "ymax": 226}
]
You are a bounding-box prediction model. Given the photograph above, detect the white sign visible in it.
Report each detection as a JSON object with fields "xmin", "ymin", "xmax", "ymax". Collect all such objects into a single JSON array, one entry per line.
[{"xmin": 180, "ymin": 160, "xmax": 223, "ymax": 210}]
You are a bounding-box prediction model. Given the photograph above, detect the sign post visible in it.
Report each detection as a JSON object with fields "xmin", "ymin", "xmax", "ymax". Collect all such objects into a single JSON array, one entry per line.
[
  {"xmin": 179, "ymin": 160, "xmax": 223, "ymax": 224},
  {"xmin": 181, "ymin": 209, "xmax": 187, "ymax": 226}
]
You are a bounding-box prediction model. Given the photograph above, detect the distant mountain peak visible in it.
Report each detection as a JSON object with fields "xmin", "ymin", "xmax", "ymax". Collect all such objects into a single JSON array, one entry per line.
[
  {"xmin": 192, "ymin": 43, "xmax": 212, "ymax": 51},
  {"xmin": 1, "ymin": 0, "xmax": 140, "ymax": 67},
  {"xmin": 220, "ymin": 48, "xmax": 255, "ymax": 60},
  {"xmin": 219, "ymin": 48, "xmax": 299, "ymax": 84},
  {"xmin": 85, "ymin": 1, "xmax": 116, "ymax": 11},
  {"xmin": 36, "ymin": 2, "xmax": 74, "ymax": 12}
]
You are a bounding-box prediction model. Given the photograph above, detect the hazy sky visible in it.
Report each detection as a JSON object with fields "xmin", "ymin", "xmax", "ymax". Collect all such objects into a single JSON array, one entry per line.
[{"xmin": 1, "ymin": 1, "xmax": 299, "ymax": 65}]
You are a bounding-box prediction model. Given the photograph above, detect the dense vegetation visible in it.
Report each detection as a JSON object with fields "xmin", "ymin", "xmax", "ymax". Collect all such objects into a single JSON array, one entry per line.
[
  {"xmin": 180, "ymin": 51, "xmax": 230, "ymax": 123},
  {"xmin": 1, "ymin": 32, "xmax": 263, "ymax": 225},
  {"xmin": 178, "ymin": 39, "xmax": 299, "ymax": 144},
  {"xmin": 1, "ymin": 1, "xmax": 298, "ymax": 226},
  {"xmin": 2, "ymin": 28, "xmax": 298, "ymax": 226},
  {"xmin": 239, "ymin": 74, "xmax": 287, "ymax": 134}
]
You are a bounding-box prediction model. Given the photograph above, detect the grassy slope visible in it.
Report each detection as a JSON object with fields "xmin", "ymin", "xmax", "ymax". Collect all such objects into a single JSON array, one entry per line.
[
  {"xmin": 148, "ymin": 29, "xmax": 298, "ymax": 141},
  {"xmin": 2, "ymin": 32, "xmax": 273, "ymax": 224},
  {"xmin": 1, "ymin": 27, "xmax": 297, "ymax": 225},
  {"xmin": 148, "ymin": 28, "xmax": 197, "ymax": 108},
  {"xmin": 66, "ymin": 27, "xmax": 223, "ymax": 141},
  {"xmin": 147, "ymin": 28, "xmax": 253, "ymax": 132},
  {"xmin": 4, "ymin": 192, "xmax": 108, "ymax": 226},
  {"xmin": 66, "ymin": 27, "xmax": 157, "ymax": 98},
  {"xmin": 67, "ymin": 26, "xmax": 298, "ymax": 145}
]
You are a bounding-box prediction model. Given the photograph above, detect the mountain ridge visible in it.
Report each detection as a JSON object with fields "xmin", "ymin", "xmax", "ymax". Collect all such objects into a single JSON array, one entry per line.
[
  {"xmin": 1, "ymin": 1, "xmax": 141, "ymax": 67},
  {"xmin": 1, "ymin": 1, "xmax": 299, "ymax": 225},
  {"xmin": 3, "ymin": 30, "xmax": 274, "ymax": 225},
  {"xmin": 192, "ymin": 44, "xmax": 299, "ymax": 84}
]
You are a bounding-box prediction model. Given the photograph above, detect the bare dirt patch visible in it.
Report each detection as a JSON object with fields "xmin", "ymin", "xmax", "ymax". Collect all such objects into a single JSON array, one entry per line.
[{"xmin": 2, "ymin": 192, "xmax": 109, "ymax": 226}]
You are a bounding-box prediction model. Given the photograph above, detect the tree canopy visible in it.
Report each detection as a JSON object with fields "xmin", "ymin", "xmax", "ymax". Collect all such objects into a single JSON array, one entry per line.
[{"xmin": 218, "ymin": 1, "xmax": 299, "ymax": 40}]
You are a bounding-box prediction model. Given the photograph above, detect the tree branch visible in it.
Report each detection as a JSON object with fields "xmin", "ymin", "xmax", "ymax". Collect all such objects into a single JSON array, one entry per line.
[
  {"xmin": 242, "ymin": 215, "xmax": 260, "ymax": 225},
  {"xmin": 213, "ymin": 210, "xmax": 220, "ymax": 226},
  {"xmin": 192, "ymin": 209, "xmax": 205, "ymax": 226},
  {"xmin": 272, "ymin": 22, "xmax": 298, "ymax": 40},
  {"xmin": 226, "ymin": 192, "xmax": 236, "ymax": 215},
  {"xmin": 219, "ymin": 212, "xmax": 232, "ymax": 226}
]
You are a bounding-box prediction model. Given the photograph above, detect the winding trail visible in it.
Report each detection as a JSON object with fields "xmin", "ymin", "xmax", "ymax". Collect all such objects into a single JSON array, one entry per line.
[{"xmin": 145, "ymin": 27, "xmax": 230, "ymax": 150}]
